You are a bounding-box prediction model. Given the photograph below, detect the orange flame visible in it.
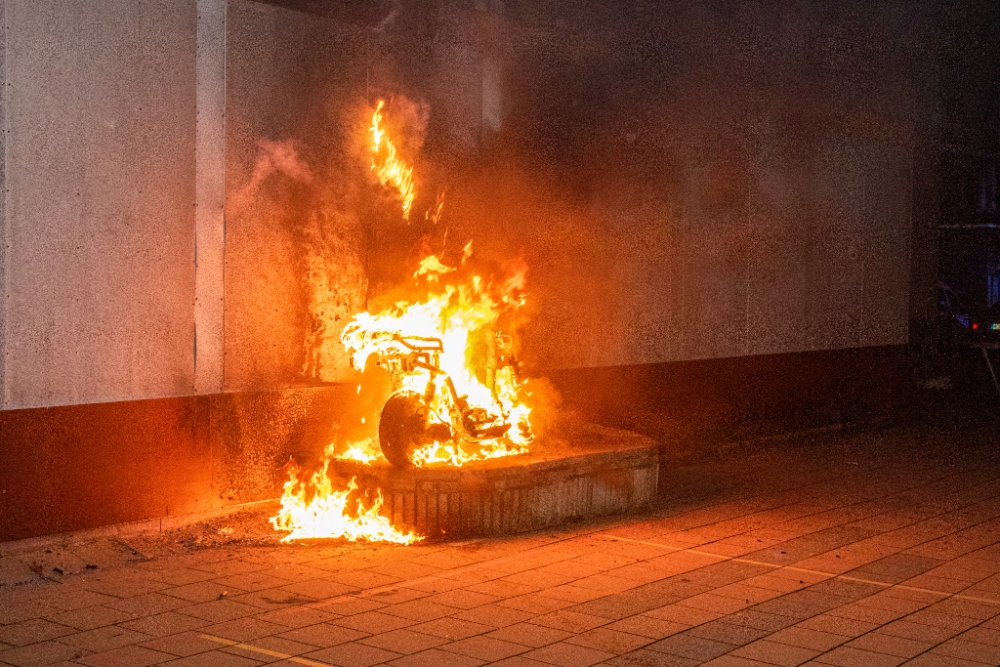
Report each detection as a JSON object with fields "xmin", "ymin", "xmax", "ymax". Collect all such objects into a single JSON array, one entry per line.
[
  {"xmin": 341, "ymin": 256, "xmax": 533, "ymax": 467},
  {"xmin": 370, "ymin": 100, "xmax": 416, "ymax": 219},
  {"xmin": 271, "ymin": 98, "xmax": 535, "ymax": 544},
  {"xmin": 270, "ymin": 463, "xmax": 420, "ymax": 544}
]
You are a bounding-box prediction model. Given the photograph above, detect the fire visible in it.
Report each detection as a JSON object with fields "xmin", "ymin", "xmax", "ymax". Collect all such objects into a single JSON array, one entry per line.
[
  {"xmin": 271, "ymin": 98, "xmax": 536, "ymax": 544},
  {"xmin": 341, "ymin": 253, "xmax": 533, "ymax": 467},
  {"xmin": 270, "ymin": 464, "xmax": 420, "ymax": 544},
  {"xmin": 370, "ymin": 100, "xmax": 416, "ymax": 219},
  {"xmin": 332, "ymin": 439, "xmax": 379, "ymax": 464}
]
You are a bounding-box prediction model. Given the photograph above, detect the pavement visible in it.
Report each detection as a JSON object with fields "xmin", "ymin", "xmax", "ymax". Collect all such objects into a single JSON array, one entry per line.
[{"xmin": 1, "ymin": 422, "xmax": 999, "ymax": 667}]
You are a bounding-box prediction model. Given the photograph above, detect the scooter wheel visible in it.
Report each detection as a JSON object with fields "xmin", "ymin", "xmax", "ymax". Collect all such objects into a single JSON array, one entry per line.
[{"xmin": 378, "ymin": 391, "xmax": 428, "ymax": 467}]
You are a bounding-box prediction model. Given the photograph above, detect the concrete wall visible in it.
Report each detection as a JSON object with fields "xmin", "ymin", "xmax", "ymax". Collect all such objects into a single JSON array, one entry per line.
[
  {"xmin": 0, "ymin": 0, "xmax": 932, "ymax": 410},
  {"xmin": 0, "ymin": 0, "xmax": 199, "ymax": 409},
  {"xmin": 223, "ymin": 0, "xmax": 367, "ymax": 392},
  {"xmin": 445, "ymin": 1, "xmax": 925, "ymax": 370},
  {"xmin": 0, "ymin": 0, "xmax": 373, "ymax": 408}
]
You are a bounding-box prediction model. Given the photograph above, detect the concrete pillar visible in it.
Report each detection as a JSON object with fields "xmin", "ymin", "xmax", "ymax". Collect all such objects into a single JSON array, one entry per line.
[
  {"xmin": 195, "ymin": 0, "xmax": 226, "ymax": 393},
  {"xmin": 0, "ymin": 1, "xmax": 8, "ymax": 406}
]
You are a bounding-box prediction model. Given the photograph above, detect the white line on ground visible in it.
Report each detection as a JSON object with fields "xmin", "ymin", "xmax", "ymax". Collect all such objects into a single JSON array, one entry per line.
[{"xmin": 201, "ymin": 634, "xmax": 331, "ymax": 667}]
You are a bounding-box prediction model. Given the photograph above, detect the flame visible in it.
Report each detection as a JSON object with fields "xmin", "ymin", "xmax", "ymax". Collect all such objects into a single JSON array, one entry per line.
[
  {"xmin": 330, "ymin": 437, "xmax": 381, "ymax": 464},
  {"xmin": 271, "ymin": 98, "xmax": 536, "ymax": 544},
  {"xmin": 341, "ymin": 254, "xmax": 533, "ymax": 466},
  {"xmin": 270, "ymin": 464, "xmax": 420, "ymax": 544},
  {"xmin": 370, "ymin": 100, "xmax": 416, "ymax": 219}
]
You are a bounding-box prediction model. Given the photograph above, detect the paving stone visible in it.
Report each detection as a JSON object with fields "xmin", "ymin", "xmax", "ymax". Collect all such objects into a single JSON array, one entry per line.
[
  {"xmin": 487, "ymin": 657, "xmax": 552, "ymax": 667},
  {"xmin": 79, "ymin": 576, "xmax": 170, "ymax": 600},
  {"xmin": 302, "ymin": 640, "xmax": 400, "ymax": 667},
  {"xmin": 209, "ymin": 573, "xmax": 293, "ymax": 594},
  {"xmin": 406, "ymin": 618, "xmax": 491, "ymax": 641},
  {"xmin": 685, "ymin": 620, "xmax": 771, "ymax": 647},
  {"xmin": 176, "ymin": 599, "xmax": 261, "ymax": 623},
  {"xmin": 417, "ymin": 590, "xmax": 499, "ymax": 610},
  {"xmin": 3, "ymin": 426, "xmax": 1000, "ymax": 667},
  {"xmin": 731, "ymin": 639, "xmax": 820, "ymax": 666},
  {"xmin": 201, "ymin": 617, "xmax": 288, "ymax": 642},
  {"xmin": 453, "ymin": 605, "xmax": 534, "ymax": 628},
  {"xmin": 387, "ymin": 647, "xmax": 485, "ymax": 666},
  {"xmin": 522, "ymin": 641, "xmax": 614, "ymax": 667},
  {"xmin": 0, "ymin": 641, "xmax": 84, "ymax": 667},
  {"xmin": 254, "ymin": 607, "xmax": 337, "ymax": 628},
  {"xmin": 766, "ymin": 626, "xmax": 849, "ymax": 652},
  {"xmin": 358, "ymin": 628, "xmax": 447, "ymax": 654},
  {"xmin": 441, "ymin": 635, "xmax": 529, "ymax": 661},
  {"xmin": 380, "ymin": 600, "xmax": 459, "ymax": 622},
  {"xmin": 140, "ymin": 568, "xmax": 218, "ymax": 587},
  {"xmin": 163, "ymin": 582, "xmax": 244, "ymax": 604},
  {"xmin": 529, "ymin": 610, "xmax": 608, "ymax": 633},
  {"xmin": 118, "ymin": 611, "xmax": 207, "ymax": 637},
  {"xmin": 646, "ymin": 633, "xmax": 737, "ymax": 661},
  {"xmin": 45, "ymin": 590, "xmax": 121, "ymax": 612},
  {"xmin": 565, "ymin": 627, "xmax": 654, "ymax": 653},
  {"xmin": 485, "ymin": 623, "xmax": 573, "ymax": 648},
  {"xmin": 464, "ymin": 580, "xmax": 538, "ymax": 599},
  {"xmin": 60, "ymin": 625, "xmax": 152, "ymax": 653},
  {"xmin": 276, "ymin": 623, "xmax": 368, "ymax": 647},
  {"xmin": 327, "ymin": 570, "xmax": 404, "ymax": 591},
  {"xmin": 334, "ymin": 611, "xmax": 418, "ymax": 634},
  {"xmin": 499, "ymin": 593, "xmax": 576, "ymax": 615},
  {"xmin": 229, "ymin": 590, "xmax": 317, "ymax": 611},
  {"xmin": 604, "ymin": 615, "xmax": 689, "ymax": 640},
  {"xmin": 0, "ymin": 619, "xmax": 75, "ymax": 646},
  {"xmin": 75, "ymin": 645, "xmax": 175, "ymax": 667},
  {"xmin": 810, "ymin": 645, "xmax": 906, "ymax": 666},
  {"xmin": 604, "ymin": 647, "xmax": 701, "ymax": 666},
  {"xmin": 106, "ymin": 593, "xmax": 189, "ymax": 617},
  {"xmin": 139, "ymin": 631, "xmax": 225, "ymax": 657},
  {"xmin": 844, "ymin": 631, "xmax": 933, "ymax": 658},
  {"xmin": 45, "ymin": 605, "xmax": 138, "ymax": 631},
  {"xmin": 220, "ymin": 635, "xmax": 318, "ymax": 661},
  {"xmin": 308, "ymin": 597, "xmax": 385, "ymax": 617},
  {"xmin": 645, "ymin": 603, "xmax": 724, "ymax": 626},
  {"xmin": 149, "ymin": 649, "xmax": 262, "ymax": 667},
  {"xmin": 930, "ymin": 637, "xmax": 1000, "ymax": 664}
]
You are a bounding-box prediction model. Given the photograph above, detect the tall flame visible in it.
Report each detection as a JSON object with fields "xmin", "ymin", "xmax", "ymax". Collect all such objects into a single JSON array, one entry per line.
[
  {"xmin": 370, "ymin": 100, "xmax": 416, "ymax": 219},
  {"xmin": 271, "ymin": 99, "xmax": 535, "ymax": 544}
]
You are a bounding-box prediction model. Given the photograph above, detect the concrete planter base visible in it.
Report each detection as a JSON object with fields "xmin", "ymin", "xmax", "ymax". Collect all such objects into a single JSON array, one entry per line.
[{"xmin": 328, "ymin": 423, "xmax": 660, "ymax": 539}]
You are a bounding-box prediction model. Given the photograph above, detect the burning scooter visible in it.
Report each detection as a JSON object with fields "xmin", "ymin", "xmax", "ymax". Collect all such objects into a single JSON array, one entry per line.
[{"xmin": 368, "ymin": 331, "xmax": 529, "ymax": 466}]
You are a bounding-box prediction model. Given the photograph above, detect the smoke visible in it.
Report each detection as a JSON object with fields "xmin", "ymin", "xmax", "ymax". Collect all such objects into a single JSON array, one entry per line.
[{"xmin": 229, "ymin": 139, "xmax": 313, "ymax": 218}]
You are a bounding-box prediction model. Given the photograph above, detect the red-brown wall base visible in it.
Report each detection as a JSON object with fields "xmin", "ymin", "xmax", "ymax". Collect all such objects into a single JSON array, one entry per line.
[
  {"xmin": 547, "ymin": 345, "xmax": 912, "ymax": 448},
  {"xmin": 0, "ymin": 386, "xmax": 356, "ymax": 542},
  {"xmin": 0, "ymin": 345, "xmax": 912, "ymax": 543}
]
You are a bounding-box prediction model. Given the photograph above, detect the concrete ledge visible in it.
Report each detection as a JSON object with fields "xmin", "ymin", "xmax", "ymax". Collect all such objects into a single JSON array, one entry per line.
[{"xmin": 329, "ymin": 424, "xmax": 660, "ymax": 538}]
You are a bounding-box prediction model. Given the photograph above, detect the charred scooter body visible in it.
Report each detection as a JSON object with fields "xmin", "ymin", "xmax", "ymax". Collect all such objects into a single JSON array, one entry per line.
[{"xmin": 374, "ymin": 334, "xmax": 520, "ymax": 467}]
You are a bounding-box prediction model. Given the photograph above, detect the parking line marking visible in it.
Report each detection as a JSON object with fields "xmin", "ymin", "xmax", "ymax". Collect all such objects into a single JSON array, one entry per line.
[{"xmin": 200, "ymin": 634, "xmax": 331, "ymax": 667}]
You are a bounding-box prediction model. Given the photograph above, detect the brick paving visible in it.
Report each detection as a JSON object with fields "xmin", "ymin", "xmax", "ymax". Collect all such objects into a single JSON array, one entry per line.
[{"xmin": 1, "ymin": 424, "xmax": 999, "ymax": 667}]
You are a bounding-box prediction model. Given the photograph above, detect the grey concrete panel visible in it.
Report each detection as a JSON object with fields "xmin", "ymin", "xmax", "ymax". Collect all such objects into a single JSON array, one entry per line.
[
  {"xmin": 224, "ymin": 0, "xmax": 367, "ymax": 392},
  {"xmin": 3, "ymin": 0, "xmax": 198, "ymax": 408},
  {"xmin": 858, "ymin": 142, "xmax": 912, "ymax": 347},
  {"xmin": 746, "ymin": 126, "xmax": 811, "ymax": 357}
]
